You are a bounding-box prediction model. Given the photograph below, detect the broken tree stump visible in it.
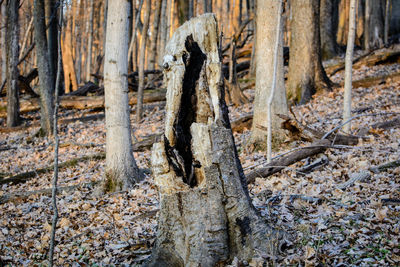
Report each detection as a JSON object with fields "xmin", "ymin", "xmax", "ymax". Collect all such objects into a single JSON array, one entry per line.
[{"xmin": 149, "ymin": 14, "xmax": 285, "ymax": 267}]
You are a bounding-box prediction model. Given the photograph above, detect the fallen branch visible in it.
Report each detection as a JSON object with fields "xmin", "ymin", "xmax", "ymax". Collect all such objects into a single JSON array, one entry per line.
[
  {"xmin": 0, "ymin": 153, "xmax": 106, "ymax": 185},
  {"xmin": 358, "ymin": 117, "xmax": 400, "ymax": 136},
  {"xmin": 297, "ymin": 155, "xmax": 329, "ymax": 174},
  {"xmin": 337, "ymin": 171, "xmax": 371, "ymax": 190},
  {"xmin": 326, "ymin": 46, "xmax": 400, "ymax": 76},
  {"xmin": 369, "ymin": 159, "xmax": 400, "ymax": 173},
  {"xmin": 0, "ymin": 89, "xmax": 166, "ymax": 118},
  {"xmin": 0, "ymin": 181, "xmax": 98, "ymax": 204},
  {"xmin": 246, "ymin": 139, "xmax": 331, "ymax": 184}
]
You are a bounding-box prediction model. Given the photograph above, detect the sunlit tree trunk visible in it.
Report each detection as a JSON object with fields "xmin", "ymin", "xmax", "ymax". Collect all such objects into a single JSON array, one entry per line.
[
  {"xmin": 34, "ymin": 0, "xmax": 54, "ymax": 135},
  {"xmin": 6, "ymin": 0, "xmax": 20, "ymax": 127},
  {"xmin": 62, "ymin": 9, "xmax": 78, "ymax": 93},
  {"xmin": 149, "ymin": 0, "xmax": 162, "ymax": 71},
  {"xmin": 250, "ymin": 0, "xmax": 288, "ymax": 149},
  {"xmin": 287, "ymin": 0, "xmax": 332, "ymax": 104},
  {"xmin": 136, "ymin": 0, "xmax": 151, "ymax": 122},
  {"xmin": 159, "ymin": 0, "xmax": 168, "ymax": 66},
  {"xmin": 343, "ymin": 0, "xmax": 357, "ymax": 133},
  {"xmin": 104, "ymin": 0, "xmax": 140, "ymax": 191},
  {"xmin": 86, "ymin": 0, "xmax": 94, "ymax": 82}
]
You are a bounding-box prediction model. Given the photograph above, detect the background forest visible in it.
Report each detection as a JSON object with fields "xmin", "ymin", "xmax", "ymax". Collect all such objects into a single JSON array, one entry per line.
[{"xmin": 1, "ymin": 0, "xmax": 400, "ymax": 266}]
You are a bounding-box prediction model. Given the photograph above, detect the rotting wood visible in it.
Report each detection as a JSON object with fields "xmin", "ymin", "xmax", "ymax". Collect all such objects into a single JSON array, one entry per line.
[
  {"xmin": 337, "ymin": 171, "xmax": 371, "ymax": 190},
  {"xmin": 0, "ymin": 89, "xmax": 166, "ymax": 118},
  {"xmin": 0, "ymin": 153, "xmax": 106, "ymax": 185},
  {"xmin": 0, "ymin": 181, "xmax": 99, "ymax": 204},
  {"xmin": 0, "ymin": 136, "xmax": 160, "ymax": 185},
  {"xmin": 278, "ymin": 114, "xmax": 360, "ymax": 145},
  {"xmin": 326, "ymin": 46, "xmax": 400, "ymax": 76},
  {"xmin": 369, "ymin": 159, "xmax": 400, "ymax": 173},
  {"xmin": 149, "ymin": 14, "xmax": 286, "ymax": 266},
  {"xmin": 358, "ymin": 117, "xmax": 400, "ymax": 136},
  {"xmin": 246, "ymin": 139, "xmax": 332, "ymax": 184}
]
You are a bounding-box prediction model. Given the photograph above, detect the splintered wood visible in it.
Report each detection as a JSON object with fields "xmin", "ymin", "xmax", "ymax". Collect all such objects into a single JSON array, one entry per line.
[{"xmin": 150, "ymin": 14, "xmax": 284, "ymax": 267}]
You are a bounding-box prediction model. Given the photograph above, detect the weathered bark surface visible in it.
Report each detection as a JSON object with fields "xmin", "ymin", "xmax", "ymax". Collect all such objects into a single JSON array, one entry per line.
[
  {"xmin": 104, "ymin": 0, "xmax": 140, "ymax": 191},
  {"xmin": 250, "ymin": 0, "xmax": 288, "ymax": 149},
  {"xmin": 287, "ymin": 0, "xmax": 332, "ymax": 104},
  {"xmin": 6, "ymin": 0, "xmax": 20, "ymax": 127},
  {"xmin": 320, "ymin": 0, "xmax": 339, "ymax": 59},
  {"xmin": 62, "ymin": 11, "xmax": 78, "ymax": 93},
  {"xmin": 364, "ymin": 0, "xmax": 385, "ymax": 50},
  {"xmin": 34, "ymin": 0, "xmax": 54, "ymax": 135},
  {"xmin": 136, "ymin": 0, "xmax": 152, "ymax": 122},
  {"xmin": 343, "ymin": 0, "xmax": 357, "ymax": 133},
  {"xmin": 1, "ymin": 3, "xmax": 7, "ymax": 86},
  {"xmin": 45, "ymin": 0, "xmax": 58, "ymax": 89},
  {"xmin": 149, "ymin": 14, "xmax": 284, "ymax": 267}
]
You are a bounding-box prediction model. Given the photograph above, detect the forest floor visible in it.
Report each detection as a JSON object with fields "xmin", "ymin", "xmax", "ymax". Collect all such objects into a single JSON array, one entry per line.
[{"xmin": 1, "ymin": 51, "xmax": 400, "ymax": 266}]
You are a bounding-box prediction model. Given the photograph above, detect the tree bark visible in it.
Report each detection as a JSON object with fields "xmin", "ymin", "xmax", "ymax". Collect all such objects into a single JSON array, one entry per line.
[
  {"xmin": 45, "ymin": 0, "xmax": 58, "ymax": 89},
  {"xmin": 103, "ymin": 0, "xmax": 140, "ymax": 191},
  {"xmin": 249, "ymin": 0, "xmax": 288, "ymax": 150},
  {"xmin": 6, "ymin": 0, "xmax": 20, "ymax": 127},
  {"xmin": 1, "ymin": 3, "xmax": 7, "ymax": 86},
  {"xmin": 343, "ymin": 0, "xmax": 357, "ymax": 133},
  {"xmin": 136, "ymin": 0, "xmax": 151, "ymax": 122},
  {"xmin": 148, "ymin": 0, "xmax": 162, "ymax": 71},
  {"xmin": 364, "ymin": 0, "xmax": 385, "ymax": 50},
  {"xmin": 159, "ymin": 0, "xmax": 168, "ymax": 66},
  {"xmin": 287, "ymin": 0, "xmax": 332, "ymax": 104},
  {"xmin": 149, "ymin": 14, "xmax": 285, "ymax": 267},
  {"xmin": 320, "ymin": 0, "xmax": 339, "ymax": 59},
  {"xmin": 86, "ymin": 0, "xmax": 94, "ymax": 82},
  {"xmin": 61, "ymin": 9, "xmax": 78, "ymax": 93},
  {"xmin": 34, "ymin": 0, "xmax": 54, "ymax": 135}
]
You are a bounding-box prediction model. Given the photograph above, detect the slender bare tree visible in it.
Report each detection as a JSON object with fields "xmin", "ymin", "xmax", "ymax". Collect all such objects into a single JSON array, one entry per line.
[
  {"xmin": 136, "ymin": 0, "xmax": 151, "ymax": 122},
  {"xmin": 103, "ymin": 0, "xmax": 140, "ymax": 191},
  {"xmin": 86, "ymin": 0, "xmax": 94, "ymax": 82},
  {"xmin": 343, "ymin": 0, "xmax": 357, "ymax": 133}
]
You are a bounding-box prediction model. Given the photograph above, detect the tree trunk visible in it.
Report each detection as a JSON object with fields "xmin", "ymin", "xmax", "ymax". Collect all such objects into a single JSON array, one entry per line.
[
  {"xmin": 364, "ymin": 0, "xmax": 385, "ymax": 49},
  {"xmin": 287, "ymin": 0, "xmax": 332, "ymax": 104},
  {"xmin": 149, "ymin": 14, "xmax": 285, "ymax": 267},
  {"xmin": 136, "ymin": 0, "xmax": 151, "ymax": 122},
  {"xmin": 103, "ymin": 0, "xmax": 140, "ymax": 191},
  {"xmin": 45, "ymin": 0, "xmax": 58, "ymax": 89},
  {"xmin": 62, "ymin": 10, "xmax": 78, "ymax": 93},
  {"xmin": 86, "ymin": 0, "xmax": 94, "ymax": 82},
  {"xmin": 250, "ymin": 0, "xmax": 288, "ymax": 150},
  {"xmin": 34, "ymin": 0, "xmax": 54, "ymax": 135},
  {"xmin": 384, "ymin": 0, "xmax": 390, "ymax": 44},
  {"xmin": 6, "ymin": 0, "xmax": 20, "ymax": 127},
  {"xmin": 159, "ymin": 0, "xmax": 168, "ymax": 66},
  {"xmin": 1, "ymin": 3, "xmax": 7, "ymax": 86},
  {"xmin": 320, "ymin": 0, "xmax": 339, "ymax": 59},
  {"xmin": 343, "ymin": 0, "xmax": 357, "ymax": 133},
  {"xmin": 148, "ymin": 0, "xmax": 162, "ymax": 71},
  {"xmin": 225, "ymin": 37, "xmax": 248, "ymax": 106}
]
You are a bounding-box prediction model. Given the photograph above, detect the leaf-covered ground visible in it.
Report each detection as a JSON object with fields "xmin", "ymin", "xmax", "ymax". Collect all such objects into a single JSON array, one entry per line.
[{"xmin": 1, "ymin": 55, "xmax": 400, "ymax": 266}]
